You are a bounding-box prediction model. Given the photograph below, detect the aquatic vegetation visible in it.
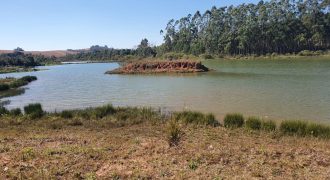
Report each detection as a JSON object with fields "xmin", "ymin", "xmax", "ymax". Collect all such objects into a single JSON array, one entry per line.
[
  {"xmin": 174, "ymin": 111, "xmax": 219, "ymax": 126},
  {"xmin": 224, "ymin": 113, "xmax": 244, "ymax": 128},
  {"xmin": 245, "ymin": 117, "xmax": 262, "ymax": 130}
]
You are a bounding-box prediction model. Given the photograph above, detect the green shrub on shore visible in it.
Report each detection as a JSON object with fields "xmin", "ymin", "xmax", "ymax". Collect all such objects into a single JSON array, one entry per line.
[
  {"xmin": 9, "ymin": 108, "xmax": 22, "ymax": 116},
  {"xmin": 0, "ymin": 106, "xmax": 9, "ymax": 115},
  {"xmin": 280, "ymin": 120, "xmax": 308, "ymax": 136},
  {"xmin": 24, "ymin": 103, "xmax": 44, "ymax": 119},
  {"xmin": 224, "ymin": 113, "xmax": 244, "ymax": 128},
  {"xmin": 174, "ymin": 111, "xmax": 219, "ymax": 126},
  {"xmin": 261, "ymin": 120, "xmax": 277, "ymax": 131},
  {"xmin": 246, "ymin": 117, "xmax": 261, "ymax": 130}
]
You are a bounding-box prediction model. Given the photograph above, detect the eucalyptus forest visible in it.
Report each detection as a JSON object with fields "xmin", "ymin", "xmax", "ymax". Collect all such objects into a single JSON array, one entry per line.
[{"xmin": 159, "ymin": 0, "xmax": 330, "ymax": 56}]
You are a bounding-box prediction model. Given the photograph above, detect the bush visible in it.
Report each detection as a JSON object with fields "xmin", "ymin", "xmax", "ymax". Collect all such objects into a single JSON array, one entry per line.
[
  {"xmin": 24, "ymin": 103, "xmax": 44, "ymax": 119},
  {"xmin": 306, "ymin": 123, "xmax": 330, "ymax": 139},
  {"xmin": 246, "ymin": 117, "xmax": 261, "ymax": 130},
  {"xmin": 0, "ymin": 106, "xmax": 9, "ymax": 115},
  {"xmin": 174, "ymin": 111, "xmax": 219, "ymax": 126},
  {"xmin": 166, "ymin": 119, "xmax": 182, "ymax": 147},
  {"xmin": 0, "ymin": 84, "xmax": 10, "ymax": 91},
  {"xmin": 224, "ymin": 113, "xmax": 244, "ymax": 128},
  {"xmin": 9, "ymin": 108, "xmax": 22, "ymax": 116},
  {"xmin": 261, "ymin": 120, "xmax": 277, "ymax": 131},
  {"xmin": 280, "ymin": 120, "xmax": 308, "ymax": 136},
  {"xmin": 61, "ymin": 110, "xmax": 73, "ymax": 119}
]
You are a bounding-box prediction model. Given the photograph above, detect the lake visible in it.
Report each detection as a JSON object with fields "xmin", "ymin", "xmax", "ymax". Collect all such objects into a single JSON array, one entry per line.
[{"xmin": 1, "ymin": 57, "xmax": 330, "ymax": 122}]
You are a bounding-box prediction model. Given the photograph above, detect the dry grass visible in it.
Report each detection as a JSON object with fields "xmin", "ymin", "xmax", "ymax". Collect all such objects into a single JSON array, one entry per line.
[{"xmin": 0, "ymin": 118, "xmax": 330, "ymax": 179}]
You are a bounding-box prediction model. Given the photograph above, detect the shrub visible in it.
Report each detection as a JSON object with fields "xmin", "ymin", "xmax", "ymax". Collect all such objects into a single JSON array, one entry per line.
[
  {"xmin": 306, "ymin": 123, "xmax": 330, "ymax": 139},
  {"xmin": 280, "ymin": 120, "xmax": 308, "ymax": 136},
  {"xmin": 24, "ymin": 103, "xmax": 44, "ymax": 119},
  {"xmin": 61, "ymin": 110, "xmax": 74, "ymax": 119},
  {"xmin": 0, "ymin": 106, "xmax": 9, "ymax": 115},
  {"xmin": 246, "ymin": 117, "xmax": 262, "ymax": 130},
  {"xmin": 261, "ymin": 120, "xmax": 277, "ymax": 131},
  {"xmin": 224, "ymin": 113, "xmax": 244, "ymax": 128},
  {"xmin": 9, "ymin": 108, "xmax": 22, "ymax": 116},
  {"xmin": 0, "ymin": 84, "xmax": 10, "ymax": 91},
  {"xmin": 174, "ymin": 111, "xmax": 219, "ymax": 126},
  {"xmin": 166, "ymin": 119, "xmax": 182, "ymax": 147}
]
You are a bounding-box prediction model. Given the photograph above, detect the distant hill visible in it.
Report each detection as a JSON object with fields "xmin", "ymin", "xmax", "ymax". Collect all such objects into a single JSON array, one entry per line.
[{"xmin": 0, "ymin": 49, "xmax": 85, "ymax": 57}]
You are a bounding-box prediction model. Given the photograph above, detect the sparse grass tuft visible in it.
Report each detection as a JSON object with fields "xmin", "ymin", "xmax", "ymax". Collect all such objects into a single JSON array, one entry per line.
[
  {"xmin": 174, "ymin": 111, "xmax": 219, "ymax": 126},
  {"xmin": 166, "ymin": 119, "xmax": 182, "ymax": 147},
  {"xmin": 24, "ymin": 103, "xmax": 44, "ymax": 119},
  {"xmin": 246, "ymin": 117, "xmax": 262, "ymax": 130},
  {"xmin": 224, "ymin": 113, "xmax": 244, "ymax": 128},
  {"xmin": 21, "ymin": 147, "xmax": 36, "ymax": 161}
]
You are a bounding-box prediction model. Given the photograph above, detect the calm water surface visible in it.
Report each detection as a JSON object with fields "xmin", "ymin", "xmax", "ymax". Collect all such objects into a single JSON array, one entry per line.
[{"xmin": 1, "ymin": 58, "xmax": 330, "ymax": 122}]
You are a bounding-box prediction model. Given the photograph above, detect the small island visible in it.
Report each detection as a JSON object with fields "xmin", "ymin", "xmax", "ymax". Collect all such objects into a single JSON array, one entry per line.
[{"xmin": 106, "ymin": 60, "xmax": 209, "ymax": 74}]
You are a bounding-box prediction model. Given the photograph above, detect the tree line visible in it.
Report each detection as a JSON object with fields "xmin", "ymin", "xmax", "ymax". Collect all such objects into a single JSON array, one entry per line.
[
  {"xmin": 158, "ymin": 0, "xmax": 330, "ymax": 56},
  {"xmin": 0, "ymin": 49, "xmax": 56, "ymax": 67}
]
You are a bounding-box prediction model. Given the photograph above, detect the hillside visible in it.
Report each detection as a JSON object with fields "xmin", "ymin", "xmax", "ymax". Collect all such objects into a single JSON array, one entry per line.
[{"xmin": 0, "ymin": 50, "xmax": 80, "ymax": 58}]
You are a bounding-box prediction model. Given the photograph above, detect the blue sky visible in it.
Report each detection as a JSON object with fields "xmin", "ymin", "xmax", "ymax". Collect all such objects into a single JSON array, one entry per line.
[{"xmin": 0, "ymin": 0, "xmax": 258, "ymax": 51}]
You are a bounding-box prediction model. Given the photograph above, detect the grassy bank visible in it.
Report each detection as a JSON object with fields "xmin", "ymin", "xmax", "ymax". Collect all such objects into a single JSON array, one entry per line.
[
  {"xmin": 0, "ymin": 67, "xmax": 42, "ymax": 74},
  {"xmin": 0, "ymin": 76, "xmax": 37, "ymax": 99},
  {"xmin": 0, "ymin": 104, "xmax": 330, "ymax": 179}
]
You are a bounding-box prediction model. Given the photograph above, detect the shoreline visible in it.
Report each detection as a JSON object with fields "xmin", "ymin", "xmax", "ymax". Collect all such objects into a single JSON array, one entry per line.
[{"xmin": 0, "ymin": 104, "xmax": 330, "ymax": 178}]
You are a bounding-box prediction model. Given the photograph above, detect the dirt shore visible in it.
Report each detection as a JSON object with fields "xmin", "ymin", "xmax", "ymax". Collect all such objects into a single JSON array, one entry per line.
[{"xmin": 1, "ymin": 122, "xmax": 329, "ymax": 179}]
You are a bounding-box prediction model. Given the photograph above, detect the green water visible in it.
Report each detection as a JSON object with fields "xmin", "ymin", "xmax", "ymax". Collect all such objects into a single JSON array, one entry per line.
[{"xmin": 1, "ymin": 57, "xmax": 330, "ymax": 122}]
